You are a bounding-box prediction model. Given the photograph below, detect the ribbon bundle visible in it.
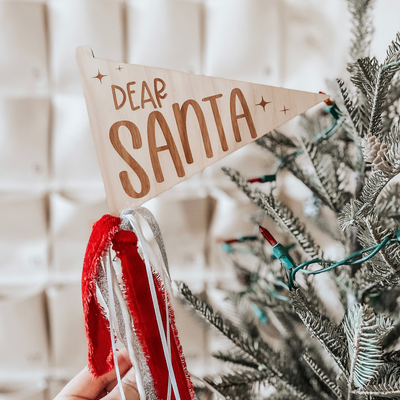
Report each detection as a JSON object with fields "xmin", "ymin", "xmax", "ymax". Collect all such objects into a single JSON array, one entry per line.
[{"xmin": 82, "ymin": 207, "xmax": 196, "ymax": 400}]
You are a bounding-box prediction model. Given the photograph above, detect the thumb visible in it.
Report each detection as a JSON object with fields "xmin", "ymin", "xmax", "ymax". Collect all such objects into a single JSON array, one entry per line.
[{"xmin": 105, "ymin": 367, "xmax": 139, "ymax": 400}]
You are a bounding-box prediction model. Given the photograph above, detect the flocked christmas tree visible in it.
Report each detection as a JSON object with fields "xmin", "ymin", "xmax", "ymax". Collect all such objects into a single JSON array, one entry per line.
[{"xmin": 178, "ymin": 1, "xmax": 400, "ymax": 399}]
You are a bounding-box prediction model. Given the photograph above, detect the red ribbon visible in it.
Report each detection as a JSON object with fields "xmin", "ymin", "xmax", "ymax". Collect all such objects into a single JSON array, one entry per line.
[
  {"xmin": 82, "ymin": 214, "xmax": 120, "ymax": 378},
  {"xmin": 82, "ymin": 215, "xmax": 195, "ymax": 400}
]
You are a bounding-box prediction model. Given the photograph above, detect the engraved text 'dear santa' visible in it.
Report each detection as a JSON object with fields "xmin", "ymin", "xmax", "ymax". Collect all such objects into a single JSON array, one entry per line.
[{"xmin": 76, "ymin": 46, "xmax": 328, "ymax": 215}]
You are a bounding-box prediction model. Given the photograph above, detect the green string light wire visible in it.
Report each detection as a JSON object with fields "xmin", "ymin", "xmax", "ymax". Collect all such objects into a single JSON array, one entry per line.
[
  {"xmin": 260, "ymin": 226, "xmax": 400, "ymax": 292},
  {"xmin": 251, "ymin": 104, "xmax": 343, "ymax": 184},
  {"xmin": 267, "ymin": 288, "xmax": 290, "ymax": 302},
  {"xmin": 268, "ymin": 105, "xmax": 343, "ymax": 181},
  {"xmin": 243, "ymin": 264, "xmax": 291, "ymax": 304},
  {"xmin": 312, "ymin": 118, "xmax": 343, "ymax": 143},
  {"xmin": 272, "ymin": 275, "xmax": 290, "ymax": 292},
  {"xmin": 288, "ymin": 235, "xmax": 395, "ymax": 289}
]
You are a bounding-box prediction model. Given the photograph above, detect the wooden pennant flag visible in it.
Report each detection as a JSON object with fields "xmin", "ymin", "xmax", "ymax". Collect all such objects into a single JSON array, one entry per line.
[{"xmin": 76, "ymin": 46, "xmax": 328, "ymax": 216}]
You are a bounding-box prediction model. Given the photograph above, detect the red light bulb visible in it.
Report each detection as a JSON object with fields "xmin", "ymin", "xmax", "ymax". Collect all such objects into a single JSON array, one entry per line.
[
  {"xmin": 248, "ymin": 177, "xmax": 262, "ymax": 183},
  {"xmin": 259, "ymin": 226, "xmax": 278, "ymax": 246}
]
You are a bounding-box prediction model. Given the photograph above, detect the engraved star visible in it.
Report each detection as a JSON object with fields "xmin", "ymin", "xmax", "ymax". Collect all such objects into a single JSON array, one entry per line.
[
  {"xmin": 256, "ymin": 96, "xmax": 271, "ymax": 111},
  {"xmin": 117, "ymin": 66, "xmax": 123, "ymax": 71},
  {"xmin": 93, "ymin": 70, "xmax": 107, "ymax": 83},
  {"xmin": 280, "ymin": 105, "xmax": 289, "ymax": 115}
]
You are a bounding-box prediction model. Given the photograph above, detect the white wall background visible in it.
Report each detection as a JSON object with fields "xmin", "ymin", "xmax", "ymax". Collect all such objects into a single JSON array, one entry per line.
[{"xmin": 0, "ymin": 0, "xmax": 398, "ymax": 398}]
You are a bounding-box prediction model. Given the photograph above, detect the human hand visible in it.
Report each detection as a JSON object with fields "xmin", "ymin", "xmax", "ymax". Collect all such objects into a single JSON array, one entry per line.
[{"xmin": 55, "ymin": 349, "xmax": 139, "ymax": 400}]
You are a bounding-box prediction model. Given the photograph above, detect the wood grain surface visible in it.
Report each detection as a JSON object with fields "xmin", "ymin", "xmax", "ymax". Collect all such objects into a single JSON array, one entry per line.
[{"xmin": 76, "ymin": 46, "xmax": 328, "ymax": 215}]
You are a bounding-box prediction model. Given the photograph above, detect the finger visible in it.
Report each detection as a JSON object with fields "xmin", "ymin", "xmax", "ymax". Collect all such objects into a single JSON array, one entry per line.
[
  {"xmin": 94, "ymin": 389, "xmax": 108, "ymax": 400},
  {"xmin": 104, "ymin": 367, "xmax": 139, "ymax": 400},
  {"xmin": 57, "ymin": 349, "xmax": 132, "ymax": 400},
  {"xmin": 104, "ymin": 358, "xmax": 135, "ymax": 393}
]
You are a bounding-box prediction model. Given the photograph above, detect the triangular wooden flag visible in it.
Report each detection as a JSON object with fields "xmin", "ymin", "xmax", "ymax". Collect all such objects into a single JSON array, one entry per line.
[{"xmin": 77, "ymin": 46, "xmax": 328, "ymax": 215}]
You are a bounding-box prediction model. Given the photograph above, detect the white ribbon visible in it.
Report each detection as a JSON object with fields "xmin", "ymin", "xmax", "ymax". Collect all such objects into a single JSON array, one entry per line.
[
  {"xmin": 100, "ymin": 207, "xmax": 179, "ymax": 400},
  {"xmin": 123, "ymin": 207, "xmax": 171, "ymax": 280},
  {"xmin": 104, "ymin": 249, "xmax": 147, "ymax": 400},
  {"xmin": 97, "ymin": 207, "xmax": 180, "ymax": 400},
  {"xmin": 105, "ymin": 250, "xmax": 127, "ymax": 400},
  {"xmin": 122, "ymin": 210, "xmax": 180, "ymax": 400}
]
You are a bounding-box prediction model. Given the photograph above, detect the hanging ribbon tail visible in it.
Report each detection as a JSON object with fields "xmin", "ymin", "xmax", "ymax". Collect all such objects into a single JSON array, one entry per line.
[
  {"xmin": 82, "ymin": 214, "xmax": 121, "ymax": 378},
  {"xmin": 112, "ymin": 229, "xmax": 196, "ymax": 400},
  {"xmin": 82, "ymin": 211, "xmax": 195, "ymax": 399}
]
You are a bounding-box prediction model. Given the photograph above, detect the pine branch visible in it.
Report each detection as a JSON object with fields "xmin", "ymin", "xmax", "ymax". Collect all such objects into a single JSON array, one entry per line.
[
  {"xmin": 284, "ymin": 160, "xmax": 339, "ymax": 209},
  {"xmin": 385, "ymin": 32, "xmax": 400, "ymax": 65},
  {"xmin": 267, "ymin": 393, "xmax": 304, "ymax": 400},
  {"xmin": 376, "ymin": 182, "xmax": 400, "ymax": 232},
  {"xmin": 248, "ymin": 291, "xmax": 294, "ymax": 314},
  {"xmin": 225, "ymin": 292, "xmax": 263, "ymax": 340},
  {"xmin": 191, "ymin": 9, "xmax": 400, "ymax": 399},
  {"xmin": 206, "ymin": 368, "xmax": 318, "ymax": 400},
  {"xmin": 298, "ymin": 138, "xmax": 352, "ymax": 213},
  {"xmin": 376, "ymin": 182, "xmax": 400, "ymax": 215},
  {"xmin": 302, "ymin": 352, "xmax": 343, "ymax": 399},
  {"xmin": 347, "ymin": 0, "xmax": 375, "ymax": 62},
  {"xmin": 382, "ymin": 324, "xmax": 400, "ymax": 349},
  {"xmin": 256, "ymin": 132, "xmax": 336, "ymax": 202},
  {"xmin": 178, "ymin": 282, "xmax": 273, "ymax": 363},
  {"xmin": 337, "ymin": 79, "xmax": 358, "ymax": 129},
  {"xmin": 320, "ymin": 140, "xmax": 358, "ymax": 173},
  {"xmin": 382, "ymin": 349, "xmax": 400, "ymax": 363},
  {"xmin": 339, "ymin": 171, "xmax": 390, "ymax": 228},
  {"xmin": 356, "ymin": 215, "xmax": 400, "ymax": 275},
  {"xmin": 179, "ymin": 283, "xmax": 317, "ymax": 400},
  {"xmin": 308, "ymin": 207, "xmax": 345, "ymax": 243},
  {"xmin": 212, "ymin": 349, "xmax": 260, "ymax": 370},
  {"xmin": 290, "ymin": 289, "xmax": 348, "ymax": 373},
  {"xmin": 345, "ymin": 124, "xmax": 400, "ymax": 226},
  {"xmin": 257, "ymin": 130, "xmax": 298, "ymax": 158},
  {"xmin": 223, "ymin": 167, "xmax": 321, "ymax": 259},
  {"xmin": 358, "ymin": 170, "xmax": 391, "ymax": 214},
  {"xmin": 343, "ymin": 304, "xmax": 393, "ymax": 390},
  {"xmin": 348, "ymin": 33, "xmax": 400, "ymax": 142},
  {"xmin": 367, "ymin": 65, "xmax": 398, "ymax": 140},
  {"xmin": 351, "ymin": 382, "xmax": 400, "ymax": 398},
  {"xmin": 352, "ymin": 261, "xmax": 391, "ymax": 298},
  {"xmin": 337, "ymin": 79, "xmax": 369, "ymax": 138},
  {"xmin": 258, "ymin": 128, "xmax": 355, "ymax": 209},
  {"xmin": 382, "ymin": 122, "xmax": 400, "ymax": 174},
  {"xmin": 382, "ymin": 73, "xmax": 400, "ymax": 132},
  {"xmin": 350, "ymin": 57, "xmax": 379, "ymax": 103},
  {"xmin": 205, "ymin": 369, "xmax": 266, "ymax": 399}
]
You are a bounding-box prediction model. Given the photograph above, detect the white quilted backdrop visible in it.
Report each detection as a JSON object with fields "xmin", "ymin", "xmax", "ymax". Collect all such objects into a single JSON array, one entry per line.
[{"xmin": 0, "ymin": 0, "xmax": 398, "ymax": 398}]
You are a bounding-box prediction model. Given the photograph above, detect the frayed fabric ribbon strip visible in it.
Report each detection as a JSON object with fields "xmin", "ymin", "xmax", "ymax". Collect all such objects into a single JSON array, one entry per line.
[{"xmin": 82, "ymin": 209, "xmax": 196, "ymax": 400}]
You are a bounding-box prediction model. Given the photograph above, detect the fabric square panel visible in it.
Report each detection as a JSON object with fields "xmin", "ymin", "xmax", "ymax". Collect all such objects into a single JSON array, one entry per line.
[
  {"xmin": 204, "ymin": 0, "xmax": 280, "ymax": 84},
  {"xmin": 127, "ymin": 0, "xmax": 202, "ymax": 73},
  {"xmin": 0, "ymin": 2, "xmax": 48, "ymax": 95},
  {"xmin": 49, "ymin": 0, "xmax": 124, "ymax": 92},
  {"xmin": 0, "ymin": 289, "xmax": 48, "ymax": 375},
  {"xmin": 51, "ymin": 192, "xmax": 108, "ymax": 275},
  {"xmin": 144, "ymin": 192, "xmax": 210, "ymax": 282},
  {"xmin": 0, "ymin": 195, "xmax": 47, "ymax": 283},
  {"xmin": 52, "ymin": 94, "xmax": 103, "ymax": 188},
  {"xmin": 283, "ymin": 0, "xmax": 349, "ymax": 91},
  {"xmin": 46, "ymin": 283, "xmax": 87, "ymax": 377},
  {"xmin": 48, "ymin": 382, "xmax": 68, "ymax": 400},
  {"xmin": 0, "ymin": 98, "xmax": 49, "ymax": 189},
  {"xmin": 0, "ymin": 382, "xmax": 46, "ymax": 400}
]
